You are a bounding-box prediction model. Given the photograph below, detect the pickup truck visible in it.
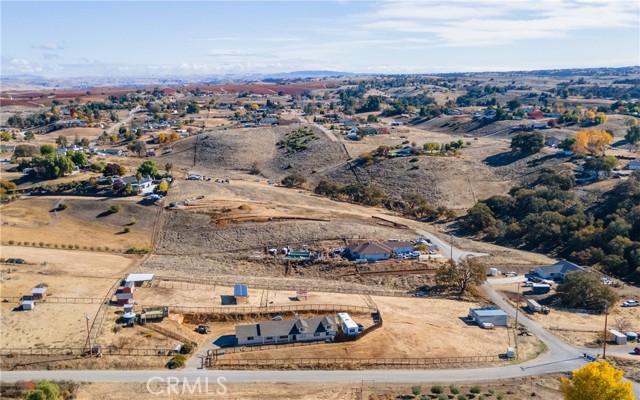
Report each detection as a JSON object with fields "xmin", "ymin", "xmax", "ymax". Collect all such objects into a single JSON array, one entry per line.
[{"xmin": 622, "ymin": 300, "xmax": 639, "ymax": 307}]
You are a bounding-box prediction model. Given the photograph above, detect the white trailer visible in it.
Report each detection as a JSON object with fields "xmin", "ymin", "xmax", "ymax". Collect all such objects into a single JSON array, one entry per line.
[
  {"xmin": 489, "ymin": 268, "xmax": 499, "ymax": 276},
  {"xmin": 337, "ymin": 312, "xmax": 359, "ymax": 336},
  {"xmin": 609, "ymin": 329, "xmax": 628, "ymax": 345},
  {"xmin": 527, "ymin": 299, "xmax": 542, "ymax": 313}
]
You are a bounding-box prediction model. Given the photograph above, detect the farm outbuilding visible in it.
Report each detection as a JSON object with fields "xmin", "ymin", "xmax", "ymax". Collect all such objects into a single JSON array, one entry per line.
[
  {"xmin": 121, "ymin": 280, "xmax": 135, "ymax": 294},
  {"xmin": 31, "ymin": 287, "xmax": 47, "ymax": 300},
  {"xmin": 116, "ymin": 293, "xmax": 133, "ymax": 305},
  {"xmin": 531, "ymin": 283, "xmax": 551, "ymax": 294},
  {"xmin": 21, "ymin": 300, "xmax": 35, "ymax": 310},
  {"xmin": 234, "ymin": 284, "xmax": 249, "ymax": 304},
  {"xmin": 125, "ymin": 273, "xmax": 154, "ymax": 286},
  {"xmin": 468, "ymin": 308, "xmax": 508, "ymax": 327}
]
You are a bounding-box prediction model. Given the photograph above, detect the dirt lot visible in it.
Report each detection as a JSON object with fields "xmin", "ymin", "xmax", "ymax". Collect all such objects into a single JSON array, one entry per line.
[
  {"xmin": 1, "ymin": 196, "xmax": 157, "ymax": 250},
  {"xmin": 74, "ymin": 375, "xmax": 567, "ymax": 400},
  {"xmin": 134, "ymin": 284, "xmax": 371, "ymax": 310},
  {"xmin": 0, "ymin": 247, "xmax": 140, "ymax": 349}
]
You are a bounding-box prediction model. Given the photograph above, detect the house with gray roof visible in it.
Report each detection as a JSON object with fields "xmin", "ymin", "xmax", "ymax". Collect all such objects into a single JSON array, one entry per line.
[
  {"xmin": 533, "ymin": 260, "xmax": 587, "ymax": 281},
  {"xmin": 235, "ymin": 316, "xmax": 337, "ymax": 346}
]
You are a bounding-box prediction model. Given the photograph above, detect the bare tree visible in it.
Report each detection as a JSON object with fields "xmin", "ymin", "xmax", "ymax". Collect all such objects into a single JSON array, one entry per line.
[{"xmin": 614, "ymin": 317, "xmax": 631, "ymax": 332}]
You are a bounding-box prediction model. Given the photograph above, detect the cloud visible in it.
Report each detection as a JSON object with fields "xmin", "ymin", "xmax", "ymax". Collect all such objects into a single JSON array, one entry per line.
[
  {"xmin": 32, "ymin": 43, "xmax": 66, "ymax": 50},
  {"xmin": 43, "ymin": 53, "xmax": 59, "ymax": 60},
  {"xmin": 208, "ymin": 50, "xmax": 279, "ymax": 59},
  {"xmin": 358, "ymin": 0, "xmax": 639, "ymax": 47}
]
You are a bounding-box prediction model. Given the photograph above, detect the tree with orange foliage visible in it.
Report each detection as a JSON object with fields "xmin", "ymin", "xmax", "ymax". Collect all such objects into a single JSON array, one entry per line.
[
  {"xmin": 157, "ymin": 133, "xmax": 166, "ymax": 143},
  {"xmin": 560, "ymin": 361, "xmax": 633, "ymax": 400},
  {"xmin": 572, "ymin": 128, "xmax": 613, "ymax": 154},
  {"xmin": 169, "ymin": 132, "xmax": 180, "ymax": 142}
]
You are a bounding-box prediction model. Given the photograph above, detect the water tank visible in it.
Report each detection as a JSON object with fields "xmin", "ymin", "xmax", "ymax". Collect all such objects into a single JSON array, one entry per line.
[
  {"xmin": 122, "ymin": 312, "xmax": 137, "ymax": 324},
  {"xmin": 625, "ymin": 331, "xmax": 638, "ymax": 341}
]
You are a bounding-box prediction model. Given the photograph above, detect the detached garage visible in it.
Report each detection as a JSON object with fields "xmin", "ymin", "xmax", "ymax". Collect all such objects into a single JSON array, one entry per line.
[{"xmin": 468, "ymin": 308, "xmax": 508, "ymax": 327}]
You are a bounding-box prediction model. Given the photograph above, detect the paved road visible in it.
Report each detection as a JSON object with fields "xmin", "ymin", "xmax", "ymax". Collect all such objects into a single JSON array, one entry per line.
[
  {"xmin": 415, "ymin": 229, "xmax": 488, "ymax": 262},
  {"xmin": 105, "ymin": 106, "xmax": 142, "ymax": 135}
]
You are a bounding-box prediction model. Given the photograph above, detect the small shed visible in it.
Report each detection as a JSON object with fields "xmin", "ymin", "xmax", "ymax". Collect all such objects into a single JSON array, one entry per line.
[
  {"xmin": 234, "ymin": 284, "xmax": 249, "ymax": 304},
  {"xmin": 31, "ymin": 287, "xmax": 47, "ymax": 300},
  {"xmin": 116, "ymin": 292, "xmax": 133, "ymax": 305},
  {"xmin": 531, "ymin": 283, "xmax": 551, "ymax": 294},
  {"xmin": 125, "ymin": 273, "xmax": 154, "ymax": 287},
  {"xmin": 609, "ymin": 329, "xmax": 628, "ymax": 345},
  {"xmin": 21, "ymin": 300, "xmax": 35, "ymax": 310},
  {"xmin": 121, "ymin": 280, "xmax": 135, "ymax": 294},
  {"xmin": 468, "ymin": 308, "xmax": 508, "ymax": 327}
]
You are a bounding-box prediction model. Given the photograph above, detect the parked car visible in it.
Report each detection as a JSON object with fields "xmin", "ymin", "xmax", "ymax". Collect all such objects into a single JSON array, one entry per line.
[
  {"xmin": 481, "ymin": 323, "xmax": 495, "ymax": 330},
  {"xmin": 272, "ymin": 315, "xmax": 283, "ymax": 321},
  {"xmin": 634, "ymin": 347, "xmax": 640, "ymax": 355},
  {"xmin": 357, "ymin": 323, "xmax": 365, "ymax": 332},
  {"xmin": 622, "ymin": 300, "xmax": 639, "ymax": 307},
  {"xmin": 196, "ymin": 325, "xmax": 211, "ymax": 334}
]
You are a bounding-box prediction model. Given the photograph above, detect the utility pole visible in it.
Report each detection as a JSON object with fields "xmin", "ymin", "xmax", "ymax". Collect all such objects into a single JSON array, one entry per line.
[
  {"xmin": 84, "ymin": 313, "xmax": 91, "ymax": 353},
  {"xmin": 602, "ymin": 302, "xmax": 609, "ymax": 359},
  {"xmin": 514, "ymin": 282, "xmax": 521, "ymax": 360}
]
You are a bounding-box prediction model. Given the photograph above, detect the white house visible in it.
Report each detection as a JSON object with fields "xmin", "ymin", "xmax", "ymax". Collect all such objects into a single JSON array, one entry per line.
[
  {"xmin": 533, "ymin": 260, "xmax": 587, "ymax": 281},
  {"xmin": 235, "ymin": 316, "xmax": 337, "ymax": 346}
]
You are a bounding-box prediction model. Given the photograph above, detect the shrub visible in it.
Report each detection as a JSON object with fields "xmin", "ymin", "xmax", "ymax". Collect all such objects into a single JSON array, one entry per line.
[
  {"xmin": 74, "ymin": 244, "xmax": 79, "ymax": 249},
  {"xmin": 123, "ymin": 227, "xmax": 130, "ymax": 233},
  {"xmin": 166, "ymin": 354, "xmax": 186, "ymax": 369},
  {"xmin": 470, "ymin": 386, "xmax": 481, "ymax": 394},
  {"xmin": 125, "ymin": 246, "xmax": 150, "ymax": 254},
  {"xmin": 450, "ymin": 385, "xmax": 460, "ymax": 394},
  {"xmin": 8, "ymin": 240, "xmax": 14, "ymax": 245},
  {"xmin": 39, "ymin": 242, "xmax": 44, "ymax": 247},
  {"xmin": 497, "ymin": 394, "xmax": 504, "ymax": 400},
  {"xmin": 412, "ymin": 386, "xmax": 422, "ymax": 396},
  {"xmin": 108, "ymin": 204, "xmax": 122, "ymax": 214},
  {"xmin": 61, "ymin": 244, "xmax": 66, "ymax": 249},
  {"xmin": 457, "ymin": 395, "xmax": 467, "ymax": 400},
  {"xmin": 431, "ymin": 385, "xmax": 444, "ymax": 394},
  {"xmin": 54, "ymin": 244, "xmax": 59, "ymax": 248},
  {"xmin": 56, "ymin": 202, "xmax": 67, "ymax": 211},
  {"xmin": 180, "ymin": 342, "xmax": 194, "ymax": 354},
  {"xmin": 89, "ymin": 246, "xmax": 94, "ymax": 251}
]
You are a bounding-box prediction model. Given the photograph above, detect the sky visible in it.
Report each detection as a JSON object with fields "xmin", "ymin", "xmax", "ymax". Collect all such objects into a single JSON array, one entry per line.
[{"xmin": 1, "ymin": 0, "xmax": 639, "ymax": 77}]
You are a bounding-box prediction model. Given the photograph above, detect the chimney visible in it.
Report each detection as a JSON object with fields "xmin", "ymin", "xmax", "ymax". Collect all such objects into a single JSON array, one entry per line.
[{"xmin": 294, "ymin": 313, "xmax": 299, "ymax": 320}]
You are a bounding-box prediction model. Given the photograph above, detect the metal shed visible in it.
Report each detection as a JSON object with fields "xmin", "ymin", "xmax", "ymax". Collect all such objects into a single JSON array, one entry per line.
[
  {"xmin": 21, "ymin": 300, "xmax": 35, "ymax": 310},
  {"xmin": 234, "ymin": 284, "xmax": 249, "ymax": 304},
  {"xmin": 468, "ymin": 308, "xmax": 508, "ymax": 327}
]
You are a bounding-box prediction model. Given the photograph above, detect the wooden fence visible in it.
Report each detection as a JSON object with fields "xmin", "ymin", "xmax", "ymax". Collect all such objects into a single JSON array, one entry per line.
[
  {"xmin": 2, "ymin": 296, "xmax": 105, "ymax": 304},
  {"xmin": 215, "ymin": 340, "xmax": 322, "ymax": 355},
  {"xmin": 0, "ymin": 347, "xmax": 173, "ymax": 357},
  {"xmin": 146, "ymin": 303, "xmax": 376, "ymax": 315},
  {"xmin": 214, "ymin": 355, "xmax": 504, "ymax": 367},
  {"xmin": 153, "ymin": 275, "xmax": 411, "ymax": 297}
]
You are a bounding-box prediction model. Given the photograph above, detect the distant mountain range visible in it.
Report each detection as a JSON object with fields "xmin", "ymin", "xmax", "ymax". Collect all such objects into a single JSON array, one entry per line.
[{"xmin": 1, "ymin": 67, "xmax": 637, "ymax": 91}]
